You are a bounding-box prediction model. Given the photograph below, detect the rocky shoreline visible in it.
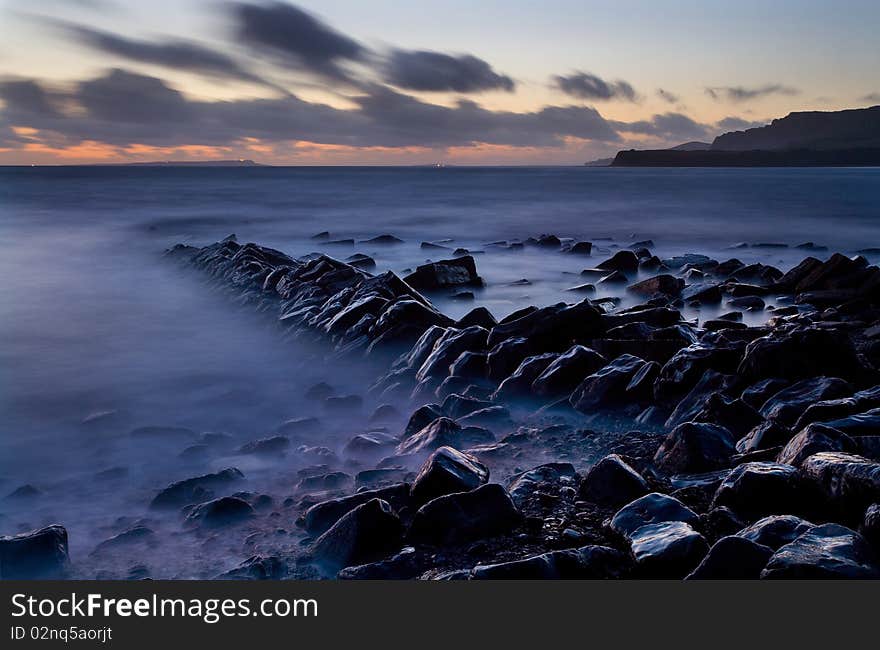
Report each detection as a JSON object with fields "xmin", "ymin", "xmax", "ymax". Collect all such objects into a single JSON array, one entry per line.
[{"xmin": 4, "ymin": 234, "xmax": 880, "ymax": 580}]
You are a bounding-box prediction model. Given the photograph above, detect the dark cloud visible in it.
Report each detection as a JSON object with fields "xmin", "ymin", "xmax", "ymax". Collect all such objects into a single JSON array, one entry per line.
[
  {"xmin": 60, "ymin": 23, "xmax": 271, "ymax": 87},
  {"xmin": 383, "ymin": 50, "xmax": 514, "ymax": 93},
  {"xmin": 554, "ymin": 72, "xmax": 638, "ymax": 102},
  {"xmin": 656, "ymin": 88, "xmax": 679, "ymax": 104},
  {"xmin": 705, "ymin": 84, "xmax": 799, "ymax": 102},
  {"xmin": 715, "ymin": 116, "xmax": 767, "ymax": 131},
  {"xmin": 0, "ymin": 79, "xmax": 60, "ymax": 119},
  {"xmin": 232, "ymin": 2, "xmax": 365, "ymax": 82},
  {"xmin": 614, "ymin": 112, "xmax": 712, "ymax": 141}
]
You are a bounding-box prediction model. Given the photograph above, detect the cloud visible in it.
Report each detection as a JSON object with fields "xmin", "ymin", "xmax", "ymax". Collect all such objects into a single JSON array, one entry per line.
[
  {"xmin": 231, "ymin": 1, "xmax": 366, "ymax": 83},
  {"xmin": 705, "ymin": 84, "xmax": 799, "ymax": 102},
  {"xmin": 553, "ymin": 72, "xmax": 638, "ymax": 102},
  {"xmin": 715, "ymin": 116, "xmax": 767, "ymax": 131},
  {"xmin": 0, "ymin": 79, "xmax": 61, "ymax": 118},
  {"xmin": 615, "ymin": 112, "xmax": 711, "ymax": 141},
  {"xmin": 384, "ymin": 50, "xmax": 514, "ymax": 93},
  {"xmin": 58, "ymin": 22, "xmax": 271, "ymax": 88},
  {"xmin": 861, "ymin": 92, "xmax": 880, "ymax": 104},
  {"xmin": 656, "ymin": 88, "xmax": 679, "ymax": 104}
]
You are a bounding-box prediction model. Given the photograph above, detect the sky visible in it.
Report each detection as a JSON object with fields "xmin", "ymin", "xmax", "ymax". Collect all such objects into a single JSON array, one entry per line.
[{"xmin": 0, "ymin": 0, "xmax": 878, "ymax": 165}]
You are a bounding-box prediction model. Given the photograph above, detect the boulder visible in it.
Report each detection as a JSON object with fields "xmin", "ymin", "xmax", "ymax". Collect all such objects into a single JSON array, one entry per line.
[
  {"xmin": 711, "ymin": 462, "xmax": 801, "ymax": 518},
  {"xmin": 579, "ymin": 454, "xmax": 649, "ymax": 507},
  {"xmin": 487, "ymin": 301, "xmax": 604, "ymax": 351},
  {"xmin": 491, "ymin": 352, "xmax": 558, "ymax": 401},
  {"xmin": 629, "ymin": 521, "xmax": 708, "ymax": 578},
  {"xmin": 531, "ymin": 345, "xmax": 607, "ymax": 398},
  {"xmin": 737, "ymin": 515, "xmax": 815, "ymax": 550},
  {"xmin": 301, "ymin": 483, "xmax": 411, "ymax": 535},
  {"xmin": 597, "ymin": 250, "xmax": 640, "ymax": 273},
  {"xmin": 736, "ymin": 420, "xmax": 792, "ymax": 454},
  {"xmin": 471, "ymin": 545, "xmax": 629, "ymax": 579},
  {"xmin": 821, "ymin": 408, "xmax": 880, "ymax": 438},
  {"xmin": 402, "ymin": 404, "xmax": 444, "ymax": 439},
  {"xmin": 455, "ymin": 307, "xmax": 497, "ymax": 330},
  {"xmin": 0, "ymin": 525, "xmax": 69, "ymax": 579},
  {"xmin": 799, "ymin": 452, "xmax": 880, "ymax": 518},
  {"xmin": 761, "ymin": 523, "xmax": 880, "ymax": 579},
  {"xmin": 311, "ymin": 499, "xmax": 403, "ymax": 573},
  {"xmin": 628, "ymin": 274, "xmax": 685, "ymax": 298},
  {"xmin": 692, "ymin": 395, "xmax": 762, "ymax": 437},
  {"xmin": 653, "ymin": 422, "xmax": 737, "ymax": 474},
  {"xmin": 415, "ymin": 326, "xmax": 489, "ymax": 381},
  {"xmin": 759, "ymin": 376, "xmax": 853, "ymax": 427},
  {"xmin": 793, "ymin": 385, "xmax": 880, "ymax": 431},
  {"xmin": 441, "ymin": 393, "xmax": 493, "ymax": 420},
  {"xmin": 508, "ymin": 463, "xmax": 578, "ymax": 505},
  {"xmin": 408, "ymin": 483, "xmax": 521, "ymax": 545},
  {"xmin": 609, "ymin": 492, "xmax": 699, "ymax": 539},
  {"xmin": 238, "ymin": 435, "xmax": 290, "ymax": 456},
  {"xmin": 410, "ymin": 447, "xmax": 489, "ymax": 505},
  {"xmin": 685, "ymin": 536, "xmax": 773, "ymax": 579},
  {"xmin": 150, "ymin": 468, "xmax": 244, "ymax": 509},
  {"xmin": 741, "ymin": 378, "xmax": 790, "ymax": 409},
  {"xmin": 449, "ymin": 351, "xmax": 489, "ymax": 380},
  {"xmin": 570, "ymin": 354, "xmax": 651, "ymax": 413},
  {"xmin": 654, "ymin": 341, "xmax": 744, "ymax": 406},
  {"xmin": 862, "ymin": 504, "xmax": 880, "ymax": 545},
  {"xmin": 396, "ymin": 417, "xmax": 494, "ymax": 456},
  {"xmin": 403, "ymin": 255, "xmax": 482, "ymax": 290},
  {"xmin": 185, "ymin": 496, "xmax": 255, "ymax": 527},
  {"xmin": 777, "ymin": 423, "xmax": 856, "ymax": 466},
  {"xmin": 664, "ymin": 370, "xmax": 735, "ymax": 429},
  {"xmin": 487, "ymin": 338, "xmax": 542, "ymax": 382}
]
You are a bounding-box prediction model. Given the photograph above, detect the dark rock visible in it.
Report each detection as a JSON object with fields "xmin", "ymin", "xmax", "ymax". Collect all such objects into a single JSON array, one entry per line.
[
  {"xmin": 741, "ymin": 378, "xmax": 789, "ymax": 409},
  {"xmin": 441, "ymin": 393, "xmax": 493, "ymax": 419},
  {"xmin": 337, "ymin": 547, "xmax": 423, "ymax": 579},
  {"xmin": 508, "ymin": 462, "xmax": 577, "ymax": 505},
  {"xmin": 346, "ymin": 254, "xmax": 376, "ymax": 270},
  {"xmin": 301, "ymin": 483, "xmax": 411, "ymax": 535},
  {"xmin": 737, "ymin": 515, "xmax": 816, "ymax": 550},
  {"xmin": 491, "ymin": 352, "xmax": 558, "ymax": 401},
  {"xmin": 416, "ymin": 326, "xmax": 489, "ymax": 382},
  {"xmin": 692, "ymin": 394, "xmax": 762, "ymax": 437},
  {"xmin": 820, "ymin": 407, "xmax": 880, "ymax": 438},
  {"xmin": 654, "ymin": 422, "xmax": 737, "ymax": 474},
  {"xmin": 654, "ymin": 342, "xmax": 744, "ymax": 406},
  {"xmin": 396, "ymin": 417, "xmax": 494, "ymax": 456},
  {"xmin": 579, "ymin": 454, "xmax": 649, "ymax": 507},
  {"xmin": 487, "ymin": 337, "xmax": 541, "ymax": 382},
  {"xmin": 570, "ymin": 354, "xmax": 651, "ymax": 413},
  {"xmin": 91, "ymin": 526, "xmax": 155, "ymax": 555},
  {"xmin": 408, "ymin": 483, "xmax": 521, "ymax": 545},
  {"xmin": 598, "ymin": 270, "xmax": 629, "ymax": 285},
  {"xmin": 218, "ymin": 555, "xmax": 287, "ymax": 580},
  {"xmin": 629, "ymin": 521, "xmax": 708, "ymax": 578},
  {"xmin": 531, "ymin": 345, "xmax": 607, "ymax": 398},
  {"xmin": 150, "ymin": 468, "xmax": 244, "ymax": 509},
  {"xmin": 455, "ymin": 307, "xmax": 497, "ymax": 330},
  {"xmin": 297, "ymin": 472, "xmax": 352, "ymax": 491},
  {"xmin": 597, "ymin": 250, "xmax": 640, "ymax": 273},
  {"xmin": 861, "ymin": 504, "xmax": 880, "ymax": 545},
  {"xmin": 186, "ymin": 496, "xmax": 255, "ymax": 527},
  {"xmin": 711, "ymin": 462, "xmax": 801, "ymax": 518},
  {"xmin": 404, "ymin": 256, "xmax": 482, "ymax": 290},
  {"xmin": 759, "ymin": 376, "xmax": 853, "ymax": 427},
  {"xmin": 794, "ymin": 386, "xmax": 880, "ymax": 431},
  {"xmin": 343, "ymin": 432, "xmax": 398, "ymax": 459},
  {"xmin": 685, "ymin": 535, "xmax": 773, "ymax": 579},
  {"xmin": 609, "ymin": 492, "xmax": 699, "ymax": 539},
  {"xmin": 799, "ymin": 451, "xmax": 880, "ymax": 518},
  {"xmin": 238, "ymin": 435, "xmax": 290, "ymax": 456},
  {"xmin": 362, "ymin": 234, "xmax": 404, "ymax": 245},
  {"xmin": 411, "ymin": 447, "xmax": 489, "ymax": 505},
  {"xmin": 665, "ymin": 370, "xmax": 734, "ymax": 429},
  {"xmin": 568, "ymin": 241, "xmax": 593, "ymax": 255},
  {"xmin": 0, "ymin": 525, "xmax": 69, "ymax": 579},
  {"xmin": 403, "ymin": 404, "xmax": 444, "ymax": 439},
  {"xmin": 457, "ymin": 405, "xmax": 513, "ymax": 430},
  {"xmin": 761, "ymin": 523, "xmax": 880, "ymax": 579},
  {"xmin": 628, "ymin": 274, "xmax": 685, "ymax": 297},
  {"xmin": 487, "ymin": 301, "xmax": 604, "ymax": 351},
  {"xmin": 277, "ymin": 416, "xmax": 323, "ymax": 436},
  {"xmin": 736, "ymin": 420, "xmax": 793, "ymax": 453},
  {"xmin": 449, "ymin": 351, "xmax": 489, "ymax": 380},
  {"xmin": 777, "ymin": 423, "xmax": 857, "ymax": 466},
  {"xmin": 471, "ymin": 545, "xmax": 629, "ymax": 579},
  {"xmin": 312, "ymin": 499, "xmax": 403, "ymax": 573}
]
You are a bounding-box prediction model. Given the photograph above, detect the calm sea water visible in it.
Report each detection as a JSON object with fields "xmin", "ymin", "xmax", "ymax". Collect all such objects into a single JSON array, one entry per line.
[{"xmin": 0, "ymin": 165, "xmax": 878, "ymax": 575}]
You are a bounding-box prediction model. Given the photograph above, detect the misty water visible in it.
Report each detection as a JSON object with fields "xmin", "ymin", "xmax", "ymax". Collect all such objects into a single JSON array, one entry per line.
[{"xmin": 1, "ymin": 165, "xmax": 879, "ymax": 577}]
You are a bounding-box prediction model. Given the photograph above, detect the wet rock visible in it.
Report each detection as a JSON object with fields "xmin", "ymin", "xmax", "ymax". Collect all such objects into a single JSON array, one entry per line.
[
  {"xmin": 861, "ymin": 504, "xmax": 880, "ymax": 545},
  {"xmin": 728, "ymin": 296, "xmax": 765, "ymax": 311},
  {"xmin": 654, "ymin": 422, "xmax": 737, "ymax": 474},
  {"xmin": 711, "ymin": 462, "xmax": 801, "ymax": 518},
  {"xmin": 488, "ymin": 301, "xmax": 605, "ymax": 353},
  {"xmin": 736, "ymin": 420, "xmax": 793, "ymax": 453},
  {"xmin": 337, "ymin": 547, "xmax": 423, "ymax": 579},
  {"xmin": 448, "ymin": 351, "xmax": 489, "ymax": 381},
  {"xmin": 741, "ymin": 378, "xmax": 790, "ymax": 409},
  {"xmin": 759, "ymin": 376, "xmax": 853, "ymax": 427},
  {"xmin": 609, "ymin": 493, "xmax": 699, "ymax": 539},
  {"xmin": 186, "ymin": 496, "xmax": 255, "ymax": 528},
  {"xmin": 664, "ymin": 370, "xmax": 734, "ymax": 429},
  {"xmin": 663, "ymin": 253, "xmax": 712, "ymax": 270},
  {"xmin": 355, "ymin": 468, "xmax": 409, "ymax": 490},
  {"xmin": 820, "ymin": 408, "xmax": 880, "ymax": 439},
  {"xmin": 218, "ymin": 555, "xmax": 287, "ymax": 580},
  {"xmin": 312, "ymin": 499, "xmax": 404, "ymax": 573},
  {"xmin": 343, "ymin": 432, "xmax": 398, "ymax": 460},
  {"xmin": 794, "ymin": 386, "xmax": 880, "ymax": 431},
  {"xmin": 150, "ymin": 468, "xmax": 244, "ymax": 509},
  {"xmin": 761, "ymin": 523, "xmax": 880, "ymax": 579},
  {"xmin": 404, "ymin": 256, "xmax": 482, "ymax": 290},
  {"xmin": 0, "ymin": 525, "xmax": 69, "ymax": 579},
  {"xmin": 301, "ymin": 483, "xmax": 410, "ymax": 535},
  {"xmin": 471, "ymin": 545, "xmax": 629, "ymax": 579},
  {"xmin": 487, "ymin": 337, "xmax": 542, "ymax": 382},
  {"xmin": 799, "ymin": 451, "xmax": 880, "ymax": 518},
  {"xmin": 597, "ymin": 250, "xmax": 640, "ymax": 273},
  {"xmin": 408, "ymin": 483, "xmax": 521, "ymax": 545},
  {"xmin": 362, "ymin": 234, "xmax": 404, "ymax": 245},
  {"xmin": 531, "ymin": 345, "xmax": 607, "ymax": 398},
  {"xmin": 568, "ymin": 241, "xmax": 593, "ymax": 256},
  {"xmin": 277, "ymin": 416, "xmax": 323, "ymax": 436},
  {"xmin": 416, "ymin": 326, "xmax": 489, "ymax": 382},
  {"xmin": 570, "ymin": 354, "xmax": 651, "ymax": 413},
  {"xmin": 457, "ymin": 405, "xmax": 513, "ymax": 430},
  {"xmin": 297, "ymin": 472, "xmax": 352, "ymax": 491},
  {"xmin": 777, "ymin": 423, "xmax": 857, "ymax": 466},
  {"xmin": 628, "ymin": 274, "xmax": 685, "ymax": 298},
  {"xmin": 441, "ymin": 393, "xmax": 493, "ymax": 419},
  {"xmin": 492, "ymin": 352, "xmax": 558, "ymax": 400},
  {"xmin": 410, "ymin": 447, "xmax": 489, "ymax": 505},
  {"xmin": 346, "ymin": 253, "xmax": 376, "ymax": 270},
  {"xmin": 508, "ymin": 462, "xmax": 577, "ymax": 505},
  {"xmin": 455, "ymin": 307, "xmax": 497, "ymax": 330},
  {"xmin": 91, "ymin": 526, "xmax": 155, "ymax": 555},
  {"xmin": 685, "ymin": 536, "xmax": 773, "ymax": 579},
  {"xmin": 630, "ymin": 521, "xmax": 708, "ymax": 578},
  {"xmin": 579, "ymin": 454, "xmax": 649, "ymax": 507},
  {"xmin": 654, "ymin": 342, "xmax": 744, "ymax": 406},
  {"xmin": 737, "ymin": 515, "xmax": 816, "ymax": 550},
  {"xmin": 396, "ymin": 417, "xmax": 494, "ymax": 456},
  {"xmin": 598, "ymin": 270, "xmax": 629, "ymax": 285},
  {"xmin": 238, "ymin": 435, "xmax": 290, "ymax": 456}
]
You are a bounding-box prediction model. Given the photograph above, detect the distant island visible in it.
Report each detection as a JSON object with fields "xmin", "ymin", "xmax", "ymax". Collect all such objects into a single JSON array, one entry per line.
[
  {"xmin": 117, "ymin": 159, "xmax": 264, "ymax": 167},
  {"xmin": 608, "ymin": 105, "xmax": 880, "ymax": 166}
]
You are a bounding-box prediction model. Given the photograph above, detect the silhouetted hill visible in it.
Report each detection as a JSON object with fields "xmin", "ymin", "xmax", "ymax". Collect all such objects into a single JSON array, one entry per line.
[
  {"xmin": 612, "ymin": 148, "xmax": 880, "ymax": 167},
  {"xmin": 670, "ymin": 141, "xmax": 711, "ymax": 151}
]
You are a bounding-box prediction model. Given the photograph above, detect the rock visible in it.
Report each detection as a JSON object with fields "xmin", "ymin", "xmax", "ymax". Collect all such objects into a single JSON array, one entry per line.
[
  {"xmin": 711, "ymin": 462, "xmax": 801, "ymax": 518},
  {"xmin": 799, "ymin": 452, "xmax": 880, "ymax": 518},
  {"xmin": 654, "ymin": 342, "xmax": 744, "ymax": 406},
  {"xmin": 692, "ymin": 394, "xmax": 762, "ymax": 437},
  {"xmin": 629, "ymin": 521, "xmax": 708, "ymax": 578},
  {"xmin": 186, "ymin": 496, "xmax": 255, "ymax": 527},
  {"xmin": 297, "ymin": 472, "xmax": 353, "ymax": 491},
  {"xmin": 759, "ymin": 376, "xmax": 853, "ymax": 427},
  {"xmin": 404, "ymin": 256, "xmax": 482, "ymax": 290},
  {"xmin": 238, "ymin": 435, "xmax": 290, "ymax": 456},
  {"xmin": 346, "ymin": 253, "xmax": 375, "ymax": 270},
  {"xmin": 794, "ymin": 386, "xmax": 880, "ymax": 430},
  {"xmin": 455, "ymin": 307, "xmax": 497, "ymax": 330},
  {"xmin": 861, "ymin": 504, "xmax": 880, "ymax": 545},
  {"xmin": 396, "ymin": 417, "xmax": 494, "ymax": 456},
  {"xmin": 277, "ymin": 416, "xmax": 323, "ymax": 436},
  {"xmin": 728, "ymin": 296, "xmax": 765, "ymax": 310},
  {"xmin": 487, "ymin": 338, "xmax": 541, "ymax": 382},
  {"xmin": 408, "ymin": 483, "xmax": 521, "ymax": 545},
  {"xmin": 579, "ymin": 454, "xmax": 649, "ymax": 507},
  {"xmin": 737, "ymin": 515, "xmax": 816, "ymax": 550},
  {"xmin": 777, "ymin": 423, "xmax": 856, "ymax": 466},
  {"xmin": 402, "ymin": 404, "xmax": 444, "ymax": 439},
  {"xmin": 218, "ymin": 555, "xmax": 287, "ymax": 580},
  {"xmin": 741, "ymin": 378, "xmax": 790, "ymax": 409},
  {"xmin": 570, "ymin": 354, "xmax": 651, "ymax": 413},
  {"xmin": 301, "ymin": 483, "xmax": 410, "ymax": 535},
  {"xmin": 609, "ymin": 492, "xmax": 699, "ymax": 539},
  {"xmin": 664, "ymin": 370, "xmax": 734, "ymax": 429},
  {"xmin": 597, "ymin": 250, "xmax": 640, "ymax": 273},
  {"xmin": 487, "ymin": 301, "xmax": 604, "ymax": 351},
  {"xmin": 362, "ymin": 234, "xmax": 404, "ymax": 245},
  {"xmin": 415, "ymin": 326, "xmax": 489, "ymax": 382},
  {"xmin": 343, "ymin": 432, "xmax": 398, "ymax": 459},
  {"xmin": 662, "ymin": 253, "xmax": 712, "ymax": 270},
  {"xmin": 0, "ymin": 525, "xmax": 69, "ymax": 579},
  {"xmin": 820, "ymin": 407, "xmax": 880, "ymax": 438},
  {"xmin": 568, "ymin": 241, "xmax": 593, "ymax": 256},
  {"xmin": 311, "ymin": 499, "xmax": 403, "ymax": 573},
  {"xmin": 441, "ymin": 393, "xmax": 493, "ymax": 419},
  {"xmin": 410, "ymin": 447, "xmax": 489, "ymax": 505},
  {"xmin": 369, "ymin": 404, "xmax": 401, "ymax": 424},
  {"xmin": 457, "ymin": 406, "xmax": 513, "ymax": 430},
  {"xmin": 91, "ymin": 526, "xmax": 155, "ymax": 555},
  {"xmin": 491, "ymin": 352, "xmax": 558, "ymax": 401},
  {"xmin": 598, "ymin": 270, "xmax": 629, "ymax": 285},
  {"xmin": 736, "ymin": 419, "xmax": 792, "ymax": 453},
  {"xmin": 761, "ymin": 523, "xmax": 880, "ymax": 579},
  {"xmin": 508, "ymin": 462, "xmax": 577, "ymax": 505},
  {"xmin": 471, "ymin": 546, "xmax": 629, "ymax": 579},
  {"xmin": 150, "ymin": 468, "xmax": 244, "ymax": 509},
  {"xmin": 337, "ymin": 547, "xmax": 424, "ymax": 580},
  {"xmin": 654, "ymin": 422, "xmax": 737, "ymax": 474},
  {"xmin": 531, "ymin": 345, "xmax": 607, "ymax": 398},
  {"xmin": 685, "ymin": 536, "xmax": 774, "ymax": 579},
  {"xmin": 130, "ymin": 425, "xmax": 196, "ymax": 441},
  {"xmin": 628, "ymin": 274, "xmax": 685, "ymax": 298}
]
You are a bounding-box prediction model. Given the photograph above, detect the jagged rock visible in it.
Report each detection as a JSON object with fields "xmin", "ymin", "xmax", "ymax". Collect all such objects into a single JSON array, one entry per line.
[
  {"xmin": 185, "ymin": 496, "xmax": 255, "ymax": 527},
  {"xmin": 455, "ymin": 307, "xmax": 497, "ymax": 330},
  {"xmin": 598, "ymin": 270, "xmax": 629, "ymax": 285},
  {"xmin": 277, "ymin": 416, "xmax": 323, "ymax": 436},
  {"xmin": 396, "ymin": 417, "xmax": 494, "ymax": 456},
  {"xmin": 820, "ymin": 408, "xmax": 880, "ymax": 438},
  {"xmin": 741, "ymin": 378, "xmax": 790, "ymax": 409},
  {"xmin": 344, "ymin": 432, "xmax": 398, "ymax": 460},
  {"xmin": 238, "ymin": 435, "xmax": 290, "ymax": 456},
  {"xmin": 628, "ymin": 274, "xmax": 685, "ymax": 297},
  {"xmin": 759, "ymin": 376, "xmax": 853, "ymax": 427},
  {"xmin": 0, "ymin": 525, "xmax": 69, "ymax": 579},
  {"xmin": 441, "ymin": 393, "xmax": 493, "ymax": 419},
  {"xmin": 301, "ymin": 483, "xmax": 411, "ymax": 535},
  {"xmin": 218, "ymin": 555, "xmax": 287, "ymax": 580},
  {"xmin": 531, "ymin": 345, "xmax": 607, "ymax": 398},
  {"xmin": 362, "ymin": 234, "xmax": 404, "ymax": 245},
  {"xmin": 654, "ymin": 422, "xmax": 737, "ymax": 473},
  {"xmin": 777, "ymin": 423, "xmax": 856, "ymax": 466},
  {"xmin": 297, "ymin": 472, "xmax": 352, "ymax": 491},
  {"xmin": 761, "ymin": 523, "xmax": 880, "ymax": 579},
  {"xmin": 404, "ymin": 256, "xmax": 482, "ymax": 290},
  {"xmin": 471, "ymin": 545, "xmax": 629, "ymax": 579},
  {"xmin": 416, "ymin": 326, "xmax": 489, "ymax": 382},
  {"xmin": 408, "ymin": 484, "xmax": 521, "ymax": 545},
  {"xmin": 312, "ymin": 499, "xmax": 403, "ymax": 573},
  {"xmin": 508, "ymin": 463, "xmax": 577, "ymax": 505},
  {"xmin": 449, "ymin": 351, "xmax": 489, "ymax": 380},
  {"xmin": 570, "ymin": 354, "xmax": 651, "ymax": 413},
  {"xmin": 491, "ymin": 352, "xmax": 558, "ymax": 401},
  {"xmin": 737, "ymin": 420, "xmax": 792, "ymax": 453},
  {"xmin": 737, "ymin": 515, "xmax": 816, "ymax": 550},
  {"xmin": 654, "ymin": 342, "xmax": 744, "ymax": 406},
  {"xmin": 597, "ymin": 250, "xmax": 640, "ymax": 273},
  {"xmin": 629, "ymin": 521, "xmax": 708, "ymax": 578},
  {"xmin": 150, "ymin": 468, "xmax": 244, "ymax": 509},
  {"xmin": 487, "ymin": 337, "xmax": 542, "ymax": 382},
  {"xmin": 403, "ymin": 404, "xmax": 444, "ymax": 438},
  {"xmin": 862, "ymin": 504, "xmax": 880, "ymax": 545},
  {"xmin": 579, "ymin": 454, "xmax": 649, "ymax": 507},
  {"xmin": 685, "ymin": 536, "xmax": 773, "ymax": 579},
  {"xmin": 568, "ymin": 241, "xmax": 593, "ymax": 255},
  {"xmin": 711, "ymin": 462, "xmax": 801, "ymax": 518},
  {"xmin": 487, "ymin": 301, "xmax": 604, "ymax": 351},
  {"xmin": 799, "ymin": 452, "xmax": 880, "ymax": 518},
  {"xmin": 609, "ymin": 492, "xmax": 699, "ymax": 539},
  {"xmin": 664, "ymin": 370, "xmax": 734, "ymax": 429},
  {"xmin": 795, "ymin": 386, "xmax": 880, "ymax": 430},
  {"xmin": 410, "ymin": 447, "xmax": 489, "ymax": 505},
  {"xmin": 457, "ymin": 405, "xmax": 513, "ymax": 430}
]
